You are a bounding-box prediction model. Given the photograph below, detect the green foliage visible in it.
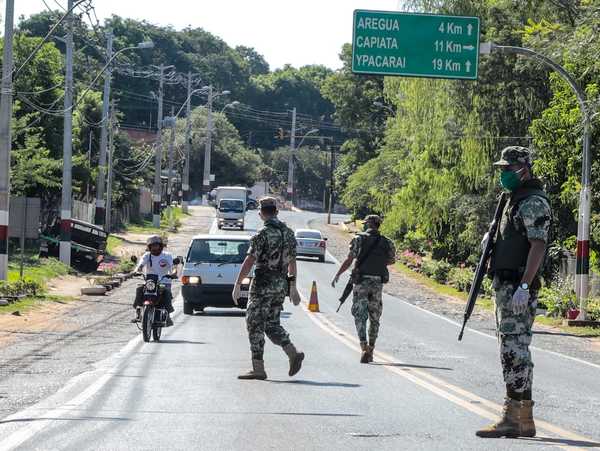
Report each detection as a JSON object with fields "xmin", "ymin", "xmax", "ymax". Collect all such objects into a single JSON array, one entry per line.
[
  {"xmin": 448, "ymin": 267, "xmax": 473, "ymax": 293},
  {"xmin": 0, "ymin": 279, "xmax": 44, "ymax": 297},
  {"xmin": 537, "ymin": 277, "xmax": 577, "ymax": 317}
]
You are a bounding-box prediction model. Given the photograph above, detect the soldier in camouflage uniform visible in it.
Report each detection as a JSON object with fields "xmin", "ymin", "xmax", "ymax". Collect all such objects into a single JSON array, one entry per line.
[
  {"xmin": 477, "ymin": 146, "xmax": 552, "ymax": 439},
  {"xmin": 332, "ymin": 215, "xmax": 396, "ymax": 363},
  {"xmin": 232, "ymin": 197, "xmax": 304, "ymax": 380}
]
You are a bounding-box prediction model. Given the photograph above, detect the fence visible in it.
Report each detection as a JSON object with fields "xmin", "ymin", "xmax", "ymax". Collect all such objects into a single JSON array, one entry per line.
[
  {"xmin": 559, "ymin": 255, "xmax": 600, "ymax": 297},
  {"xmin": 72, "ymin": 199, "xmax": 94, "ymax": 223}
]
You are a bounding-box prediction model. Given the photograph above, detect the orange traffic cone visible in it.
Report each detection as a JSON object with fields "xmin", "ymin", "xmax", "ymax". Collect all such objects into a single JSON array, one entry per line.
[{"xmin": 308, "ymin": 281, "xmax": 320, "ymax": 312}]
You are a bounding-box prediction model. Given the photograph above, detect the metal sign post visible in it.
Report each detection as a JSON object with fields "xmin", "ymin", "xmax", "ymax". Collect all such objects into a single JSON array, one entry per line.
[{"xmin": 352, "ymin": 10, "xmax": 480, "ymax": 80}]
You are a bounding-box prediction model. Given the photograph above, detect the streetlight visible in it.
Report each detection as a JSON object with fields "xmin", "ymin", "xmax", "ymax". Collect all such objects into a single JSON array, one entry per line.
[{"xmin": 220, "ymin": 101, "xmax": 240, "ymax": 114}]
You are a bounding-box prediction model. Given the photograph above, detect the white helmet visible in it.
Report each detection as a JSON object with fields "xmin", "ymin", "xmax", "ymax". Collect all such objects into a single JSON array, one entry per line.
[{"xmin": 147, "ymin": 235, "xmax": 164, "ymax": 247}]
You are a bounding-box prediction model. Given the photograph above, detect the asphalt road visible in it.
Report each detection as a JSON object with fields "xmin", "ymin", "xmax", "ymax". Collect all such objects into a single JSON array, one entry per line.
[{"xmin": 1, "ymin": 209, "xmax": 599, "ymax": 450}]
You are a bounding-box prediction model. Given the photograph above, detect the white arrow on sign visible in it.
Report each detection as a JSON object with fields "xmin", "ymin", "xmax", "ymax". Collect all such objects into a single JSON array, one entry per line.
[
  {"xmin": 462, "ymin": 45, "xmax": 475, "ymax": 51},
  {"xmin": 465, "ymin": 61, "xmax": 472, "ymax": 72},
  {"xmin": 467, "ymin": 24, "xmax": 473, "ymax": 36}
]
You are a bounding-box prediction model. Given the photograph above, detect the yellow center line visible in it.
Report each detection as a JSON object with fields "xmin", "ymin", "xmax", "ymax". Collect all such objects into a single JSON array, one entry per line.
[{"xmin": 299, "ymin": 300, "xmax": 596, "ymax": 451}]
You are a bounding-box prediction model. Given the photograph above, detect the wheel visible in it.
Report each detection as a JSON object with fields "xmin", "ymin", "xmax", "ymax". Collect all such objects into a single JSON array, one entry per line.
[
  {"xmin": 319, "ymin": 255, "xmax": 325, "ymax": 263},
  {"xmin": 152, "ymin": 326, "xmax": 162, "ymax": 342},
  {"xmin": 183, "ymin": 302, "xmax": 194, "ymax": 315},
  {"xmin": 142, "ymin": 306, "xmax": 153, "ymax": 342},
  {"xmin": 240, "ymin": 224, "xmax": 244, "ymax": 231}
]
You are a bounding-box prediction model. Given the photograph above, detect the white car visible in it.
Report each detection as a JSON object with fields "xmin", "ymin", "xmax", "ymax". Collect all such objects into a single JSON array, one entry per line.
[
  {"xmin": 181, "ymin": 234, "xmax": 252, "ymax": 314},
  {"xmin": 295, "ymin": 229, "xmax": 327, "ymax": 263}
]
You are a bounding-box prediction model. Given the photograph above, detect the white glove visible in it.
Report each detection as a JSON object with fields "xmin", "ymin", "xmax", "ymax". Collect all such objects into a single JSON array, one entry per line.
[
  {"xmin": 511, "ymin": 286, "xmax": 530, "ymax": 315},
  {"xmin": 232, "ymin": 283, "xmax": 241, "ymax": 306},
  {"xmin": 331, "ymin": 275, "xmax": 339, "ymax": 288},
  {"xmin": 289, "ymin": 282, "xmax": 301, "ymax": 306}
]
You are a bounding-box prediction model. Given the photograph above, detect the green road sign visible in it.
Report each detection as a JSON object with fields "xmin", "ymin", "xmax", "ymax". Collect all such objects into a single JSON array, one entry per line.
[{"xmin": 352, "ymin": 10, "xmax": 480, "ymax": 80}]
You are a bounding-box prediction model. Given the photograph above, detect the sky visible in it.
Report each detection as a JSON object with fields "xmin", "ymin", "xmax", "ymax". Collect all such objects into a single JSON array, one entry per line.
[{"xmin": 5, "ymin": 0, "xmax": 404, "ymax": 70}]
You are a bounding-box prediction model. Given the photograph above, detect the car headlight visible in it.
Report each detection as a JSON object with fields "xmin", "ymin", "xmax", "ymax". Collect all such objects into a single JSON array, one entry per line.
[
  {"xmin": 182, "ymin": 276, "xmax": 202, "ymax": 285},
  {"xmin": 145, "ymin": 280, "xmax": 156, "ymax": 291},
  {"xmin": 241, "ymin": 277, "xmax": 251, "ymax": 286}
]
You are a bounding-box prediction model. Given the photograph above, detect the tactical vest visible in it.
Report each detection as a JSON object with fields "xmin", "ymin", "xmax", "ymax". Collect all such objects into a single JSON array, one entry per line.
[
  {"xmin": 489, "ymin": 179, "xmax": 549, "ymax": 274},
  {"xmin": 356, "ymin": 231, "xmax": 390, "ymax": 277}
]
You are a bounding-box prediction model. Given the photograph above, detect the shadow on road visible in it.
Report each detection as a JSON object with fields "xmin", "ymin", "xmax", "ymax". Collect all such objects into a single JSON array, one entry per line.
[
  {"xmin": 533, "ymin": 330, "xmax": 600, "ymax": 339},
  {"xmin": 268, "ymin": 379, "xmax": 361, "ymax": 388},
  {"xmin": 520, "ymin": 436, "xmax": 600, "ymax": 448},
  {"xmin": 0, "ymin": 416, "xmax": 129, "ymax": 425},
  {"xmin": 195, "ymin": 311, "xmax": 246, "ymax": 318},
  {"xmin": 371, "ymin": 362, "xmax": 453, "ymax": 371},
  {"xmin": 158, "ymin": 339, "xmax": 207, "ymax": 345}
]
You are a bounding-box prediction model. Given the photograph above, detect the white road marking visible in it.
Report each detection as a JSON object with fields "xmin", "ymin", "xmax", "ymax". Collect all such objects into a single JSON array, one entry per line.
[{"xmin": 0, "ymin": 296, "xmax": 185, "ymax": 451}]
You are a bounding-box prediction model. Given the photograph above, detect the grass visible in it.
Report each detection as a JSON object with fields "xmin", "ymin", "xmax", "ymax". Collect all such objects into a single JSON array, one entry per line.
[
  {"xmin": 535, "ymin": 316, "xmax": 600, "ymax": 337},
  {"xmin": 123, "ymin": 206, "xmax": 186, "ymax": 234},
  {"xmin": 1, "ymin": 256, "xmax": 74, "ymax": 315},
  {"xmin": 106, "ymin": 236, "xmax": 124, "ymax": 256},
  {"xmin": 0, "ymin": 295, "xmax": 76, "ymax": 315},
  {"xmin": 7, "ymin": 256, "xmax": 70, "ymax": 285}
]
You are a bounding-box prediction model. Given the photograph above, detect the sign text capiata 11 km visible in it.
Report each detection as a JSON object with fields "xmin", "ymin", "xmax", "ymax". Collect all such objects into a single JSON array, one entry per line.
[{"xmin": 352, "ymin": 10, "xmax": 480, "ymax": 80}]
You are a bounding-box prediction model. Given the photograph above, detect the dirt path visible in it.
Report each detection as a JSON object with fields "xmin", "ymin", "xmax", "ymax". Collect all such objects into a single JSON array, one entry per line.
[{"xmin": 0, "ymin": 206, "xmax": 214, "ymax": 419}]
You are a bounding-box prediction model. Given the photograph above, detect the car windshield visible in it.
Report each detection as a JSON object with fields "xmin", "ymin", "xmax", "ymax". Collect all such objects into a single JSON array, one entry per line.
[
  {"xmin": 188, "ymin": 239, "xmax": 249, "ymax": 264},
  {"xmin": 296, "ymin": 231, "xmax": 322, "ymax": 240},
  {"xmin": 219, "ymin": 199, "xmax": 244, "ymax": 212}
]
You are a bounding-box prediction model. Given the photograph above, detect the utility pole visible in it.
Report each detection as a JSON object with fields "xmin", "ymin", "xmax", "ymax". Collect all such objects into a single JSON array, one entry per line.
[
  {"xmin": 94, "ymin": 30, "xmax": 113, "ymax": 227},
  {"xmin": 0, "ymin": 0, "xmax": 15, "ymax": 280},
  {"xmin": 202, "ymin": 86, "xmax": 213, "ymax": 203},
  {"xmin": 86, "ymin": 130, "xmax": 92, "ymax": 204},
  {"xmin": 60, "ymin": 0, "xmax": 74, "ymax": 267},
  {"xmin": 167, "ymin": 106, "xmax": 175, "ymax": 206},
  {"xmin": 153, "ymin": 64, "xmax": 166, "ymax": 227},
  {"xmin": 286, "ymin": 107, "xmax": 297, "ymax": 205},
  {"xmin": 105, "ymin": 101, "xmax": 115, "ymax": 233},
  {"xmin": 182, "ymin": 72, "xmax": 192, "ymax": 213}
]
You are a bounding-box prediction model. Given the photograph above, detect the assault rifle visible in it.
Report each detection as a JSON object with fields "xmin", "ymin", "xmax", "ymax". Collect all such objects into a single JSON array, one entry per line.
[
  {"xmin": 458, "ymin": 193, "xmax": 507, "ymax": 341},
  {"xmin": 337, "ymin": 278, "xmax": 355, "ymax": 312}
]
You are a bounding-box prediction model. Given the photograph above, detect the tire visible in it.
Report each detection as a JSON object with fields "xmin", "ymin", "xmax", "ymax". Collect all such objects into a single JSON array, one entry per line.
[
  {"xmin": 318, "ymin": 255, "xmax": 325, "ymax": 263},
  {"xmin": 217, "ymin": 224, "xmax": 222, "ymax": 230},
  {"xmin": 240, "ymin": 224, "xmax": 244, "ymax": 231},
  {"xmin": 183, "ymin": 302, "xmax": 194, "ymax": 315},
  {"xmin": 153, "ymin": 326, "xmax": 162, "ymax": 342},
  {"xmin": 142, "ymin": 306, "xmax": 153, "ymax": 343}
]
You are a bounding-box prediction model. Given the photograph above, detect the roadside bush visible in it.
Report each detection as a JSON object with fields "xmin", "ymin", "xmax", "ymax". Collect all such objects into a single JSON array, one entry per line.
[
  {"xmin": 588, "ymin": 299, "xmax": 600, "ymax": 321},
  {"xmin": 402, "ymin": 230, "xmax": 429, "ymax": 255},
  {"xmin": 537, "ymin": 277, "xmax": 576, "ymax": 317},
  {"xmin": 0, "ymin": 278, "xmax": 44, "ymax": 297},
  {"xmin": 448, "ymin": 267, "xmax": 473, "ymax": 292},
  {"xmin": 399, "ymin": 250, "xmax": 423, "ymax": 270},
  {"xmin": 421, "ymin": 258, "xmax": 452, "ymax": 284}
]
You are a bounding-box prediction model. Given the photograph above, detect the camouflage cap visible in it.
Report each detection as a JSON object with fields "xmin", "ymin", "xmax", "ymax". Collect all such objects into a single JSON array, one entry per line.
[
  {"xmin": 259, "ymin": 196, "xmax": 278, "ymax": 209},
  {"xmin": 364, "ymin": 214, "xmax": 382, "ymax": 227},
  {"xmin": 493, "ymin": 146, "xmax": 532, "ymax": 167}
]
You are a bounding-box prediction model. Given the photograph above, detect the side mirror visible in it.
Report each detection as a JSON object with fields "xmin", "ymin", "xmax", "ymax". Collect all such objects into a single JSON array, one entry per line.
[
  {"xmin": 173, "ymin": 256, "xmax": 184, "ymax": 265},
  {"xmin": 130, "ymin": 255, "xmax": 138, "ymax": 263},
  {"xmin": 323, "ymin": 237, "xmax": 328, "ymax": 241}
]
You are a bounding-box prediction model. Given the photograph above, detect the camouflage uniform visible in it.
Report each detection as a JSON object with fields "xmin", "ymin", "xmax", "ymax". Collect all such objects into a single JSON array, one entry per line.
[
  {"xmin": 494, "ymin": 194, "xmax": 551, "ymax": 394},
  {"xmin": 246, "ymin": 217, "xmax": 297, "ymax": 361},
  {"xmin": 348, "ymin": 231, "xmax": 396, "ymax": 346}
]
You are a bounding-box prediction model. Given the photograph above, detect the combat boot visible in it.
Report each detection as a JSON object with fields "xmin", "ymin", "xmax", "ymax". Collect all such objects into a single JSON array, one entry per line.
[
  {"xmin": 365, "ymin": 345, "xmax": 374, "ymax": 363},
  {"xmin": 238, "ymin": 359, "xmax": 267, "ymax": 380},
  {"xmin": 520, "ymin": 400, "xmax": 536, "ymax": 437},
  {"xmin": 360, "ymin": 342, "xmax": 369, "ymax": 364},
  {"xmin": 283, "ymin": 343, "xmax": 304, "ymax": 376},
  {"xmin": 476, "ymin": 398, "xmax": 521, "ymax": 438}
]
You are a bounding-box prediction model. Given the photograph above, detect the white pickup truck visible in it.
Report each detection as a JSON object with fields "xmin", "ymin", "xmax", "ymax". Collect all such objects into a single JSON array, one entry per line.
[{"xmin": 214, "ymin": 186, "xmax": 247, "ymax": 230}]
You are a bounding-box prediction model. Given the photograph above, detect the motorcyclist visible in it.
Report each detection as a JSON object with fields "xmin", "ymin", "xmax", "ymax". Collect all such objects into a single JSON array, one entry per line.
[{"xmin": 132, "ymin": 235, "xmax": 176, "ymax": 326}]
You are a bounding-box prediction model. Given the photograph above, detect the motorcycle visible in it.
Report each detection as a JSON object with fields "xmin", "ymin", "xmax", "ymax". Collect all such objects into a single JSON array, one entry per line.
[{"xmin": 132, "ymin": 256, "xmax": 181, "ymax": 343}]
